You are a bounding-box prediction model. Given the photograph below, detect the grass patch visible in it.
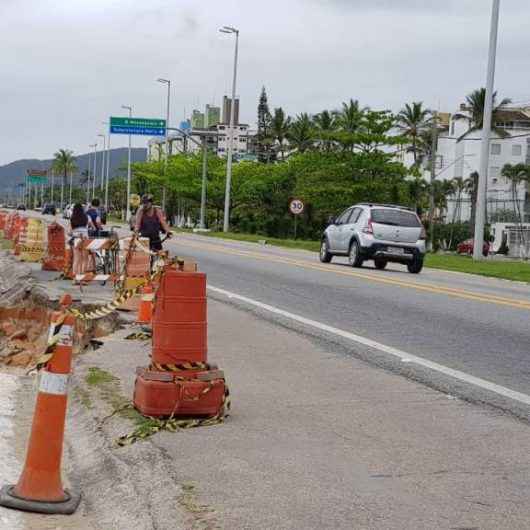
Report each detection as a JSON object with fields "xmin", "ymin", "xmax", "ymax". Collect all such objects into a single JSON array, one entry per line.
[
  {"xmin": 425, "ymin": 254, "xmax": 530, "ymax": 283},
  {"xmin": 86, "ymin": 367, "xmax": 119, "ymax": 386},
  {"xmin": 178, "ymin": 229, "xmax": 320, "ymax": 252}
]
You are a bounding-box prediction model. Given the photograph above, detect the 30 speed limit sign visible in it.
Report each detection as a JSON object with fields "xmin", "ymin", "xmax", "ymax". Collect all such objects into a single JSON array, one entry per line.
[{"xmin": 289, "ymin": 199, "xmax": 304, "ymax": 215}]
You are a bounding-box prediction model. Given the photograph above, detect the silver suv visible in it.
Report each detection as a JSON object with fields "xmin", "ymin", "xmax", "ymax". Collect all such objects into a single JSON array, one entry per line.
[{"xmin": 320, "ymin": 203, "xmax": 426, "ymax": 273}]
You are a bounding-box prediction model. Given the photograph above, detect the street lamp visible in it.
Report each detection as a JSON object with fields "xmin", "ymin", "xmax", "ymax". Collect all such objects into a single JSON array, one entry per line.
[
  {"xmin": 474, "ymin": 0, "xmax": 501, "ymax": 260},
  {"xmin": 92, "ymin": 141, "xmax": 98, "ymax": 201},
  {"xmin": 157, "ymin": 78, "xmax": 171, "ymax": 211},
  {"xmin": 98, "ymin": 133, "xmax": 106, "ymax": 194},
  {"xmin": 122, "ymin": 105, "xmax": 133, "ymax": 221},
  {"xmin": 88, "ymin": 144, "xmax": 96, "ymax": 204},
  {"xmin": 219, "ymin": 25, "xmax": 239, "ymax": 232},
  {"xmin": 102, "ymin": 121, "xmax": 111, "ymax": 211}
]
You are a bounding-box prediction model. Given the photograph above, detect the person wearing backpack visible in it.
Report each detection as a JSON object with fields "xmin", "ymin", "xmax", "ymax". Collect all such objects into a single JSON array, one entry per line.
[
  {"xmin": 86, "ymin": 198, "xmax": 103, "ymax": 237},
  {"xmin": 134, "ymin": 194, "xmax": 172, "ymax": 251}
]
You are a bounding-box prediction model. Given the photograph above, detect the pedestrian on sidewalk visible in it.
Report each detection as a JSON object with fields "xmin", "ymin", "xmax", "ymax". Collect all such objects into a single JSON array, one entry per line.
[
  {"xmin": 69, "ymin": 203, "xmax": 95, "ymax": 276},
  {"xmin": 134, "ymin": 194, "xmax": 172, "ymax": 252}
]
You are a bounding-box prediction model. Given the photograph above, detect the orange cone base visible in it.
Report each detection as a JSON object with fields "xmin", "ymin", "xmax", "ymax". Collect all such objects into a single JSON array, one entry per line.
[{"xmin": 0, "ymin": 485, "xmax": 81, "ymax": 515}]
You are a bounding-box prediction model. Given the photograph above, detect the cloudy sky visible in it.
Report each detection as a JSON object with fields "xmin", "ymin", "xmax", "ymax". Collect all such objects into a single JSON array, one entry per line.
[{"xmin": 1, "ymin": 0, "xmax": 529, "ymax": 165}]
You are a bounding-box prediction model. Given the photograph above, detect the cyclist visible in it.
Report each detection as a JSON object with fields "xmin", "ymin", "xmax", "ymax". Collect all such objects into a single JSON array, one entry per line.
[
  {"xmin": 86, "ymin": 198, "xmax": 103, "ymax": 237},
  {"xmin": 134, "ymin": 194, "xmax": 172, "ymax": 251}
]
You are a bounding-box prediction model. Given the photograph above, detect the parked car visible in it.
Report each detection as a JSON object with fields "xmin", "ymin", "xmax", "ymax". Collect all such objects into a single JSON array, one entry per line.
[
  {"xmin": 42, "ymin": 203, "xmax": 56, "ymax": 215},
  {"xmin": 456, "ymin": 238, "xmax": 490, "ymax": 257},
  {"xmin": 320, "ymin": 203, "xmax": 426, "ymax": 273},
  {"xmin": 16, "ymin": 204, "xmax": 26, "ymax": 211}
]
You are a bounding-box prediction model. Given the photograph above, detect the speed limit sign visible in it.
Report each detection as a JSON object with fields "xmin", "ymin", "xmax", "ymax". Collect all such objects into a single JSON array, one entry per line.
[{"xmin": 289, "ymin": 199, "xmax": 304, "ymax": 215}]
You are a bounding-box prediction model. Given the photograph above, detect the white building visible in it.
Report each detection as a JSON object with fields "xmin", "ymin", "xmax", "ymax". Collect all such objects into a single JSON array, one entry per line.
[
  {"xmin": 437, "ymin": 106, "xmax": 530, "ymax": 222},
  {"xmin": 216, "ymin": 123, "xmax": 250, "ymax": 158}
]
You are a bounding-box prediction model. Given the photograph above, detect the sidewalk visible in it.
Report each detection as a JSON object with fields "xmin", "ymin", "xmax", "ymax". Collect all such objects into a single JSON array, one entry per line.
[{"xmin": 70, "ymin": 296, "xmax": 530, "ymax": 530}]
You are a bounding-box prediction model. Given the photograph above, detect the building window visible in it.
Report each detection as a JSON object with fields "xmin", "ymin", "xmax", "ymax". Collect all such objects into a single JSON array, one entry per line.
[
  {"xmin": 239, "ymin": 138, "xmax": 246, "ymax": 143},
  {"xmin": 489, "ymin": 166, "xmax": 500, "ymax": 186},
  {"xmin": 218, "ymin": 148, "xmax": 225, "ymax": 153},
  {"xmin": 219, "ymin": 125, "xmax": 225, "ymax": 130},
  {"xmin": 512, "ymin": 144, "xmax": 522, "ymax": 156},
  {"xmin": 491, "ymin": 143, "xmax": 501, "ymax": 155}
]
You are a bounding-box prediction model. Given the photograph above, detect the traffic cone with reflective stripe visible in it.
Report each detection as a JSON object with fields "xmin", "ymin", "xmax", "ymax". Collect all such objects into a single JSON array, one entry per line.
[
  {"xmin": 0, "ymin": 294, "xmax": 81, "ymax": 515},
  {"xmin": 137, "ymin": 284, "xmax": 154, "ymax": 324}
]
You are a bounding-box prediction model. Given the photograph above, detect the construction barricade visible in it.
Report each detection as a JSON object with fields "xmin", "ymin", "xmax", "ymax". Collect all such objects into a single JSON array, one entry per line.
[
  {"xmin": 133, "ymin": 267, "xmax": 228, "ymax": 424},
  {"xmin": 13, "ymin": 217, "xmax": 28, "ymax": 256},
  {"xmin": 42, "ymin": 222, "xmax": 66, "ymax": 271},
  {"xmin": 118, "ymin": 237, "xmax": 151, "ymax": 310},
  {"xmin": 20, "ymin": 218, "xmax": 45, "ymax": 262},
  {"xmin": 0, "ymin": 210, "xmax": 7, "ymax": 237}
]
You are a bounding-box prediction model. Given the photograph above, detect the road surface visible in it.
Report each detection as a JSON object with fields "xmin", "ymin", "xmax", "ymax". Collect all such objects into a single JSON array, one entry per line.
[{"xmin": 169, "ymin": 233, "xmax": 530, "ymax": 419}]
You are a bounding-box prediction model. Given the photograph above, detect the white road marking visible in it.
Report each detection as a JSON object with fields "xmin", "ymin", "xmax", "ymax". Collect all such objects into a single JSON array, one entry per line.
[{"xmin": 208, "ymin": 285, "xmax": 530, "ymax": 407}]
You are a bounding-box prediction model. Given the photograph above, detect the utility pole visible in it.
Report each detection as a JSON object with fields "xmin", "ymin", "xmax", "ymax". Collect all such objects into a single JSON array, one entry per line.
[
  {"xmin": 428, "ymin": 111, "xmax": 438, "ymax": 251},
  {"xmin": 98, "ymin": 134, "xmax": 106, "ymax": 192},
  {"xmin": 92, "ymin": 142, "xmax": 98, "ymax": 200},
  {"xmin": 50, "ymin": 169, "xmax": 54, "ymax": 204},
  {"xmin": 200, "ymin": 135, "xmax": 208, "ymax": 228},
  {"xmin": 122, "ymin": 105, "xmax": 133, "ymax": 221},
  {"xmin": 220, "ymin": 26, "xmax": 239, "ymax": 233},
  {"xmin": 104, "ymin": 123, "xmax": 111, "ymax": 211},
  {"xmin": 474, "ymin": 0, "xmax": 500, "ymax": 260}
]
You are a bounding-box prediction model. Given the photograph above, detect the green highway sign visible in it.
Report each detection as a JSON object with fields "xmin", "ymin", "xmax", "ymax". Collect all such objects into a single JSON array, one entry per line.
[
  {"xmin": 110, "ymin": 116, "xmax": 166, "ymax": 136},
  {"xmin": 28, "ymin": 175, "xmax": 48, "ymax": 185}
]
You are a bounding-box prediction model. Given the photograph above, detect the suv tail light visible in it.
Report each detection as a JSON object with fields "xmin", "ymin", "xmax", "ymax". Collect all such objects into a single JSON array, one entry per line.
[
  {"xmin": 419, "ymin": 226, "xmax": 426, "ymax": 240},
  {"xmin": 363, "ymin": 218, "xmax": 374, "ymax": 235}
]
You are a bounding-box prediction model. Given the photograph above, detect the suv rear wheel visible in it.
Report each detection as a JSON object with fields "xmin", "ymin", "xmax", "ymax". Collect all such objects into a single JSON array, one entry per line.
[
  {"xmin": 348, "ymin": 240, "xmax": 364, "ymax": 268},
  {"xmin": 319, "ymin": 239, "xmax": 332, "ymax": 263},
  {"xmin": 374, "ymin": 259, "xmax": 387, "ymax": 270},
  {"xmin": 407, "ymin": 255, "xmax": 424, "ymax": 274}
]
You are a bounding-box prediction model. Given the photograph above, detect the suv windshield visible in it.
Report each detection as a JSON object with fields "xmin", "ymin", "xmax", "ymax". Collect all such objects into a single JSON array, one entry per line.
[{"xmin": 371, "ymin": 209, "xmax": 421, "ymax": 227}]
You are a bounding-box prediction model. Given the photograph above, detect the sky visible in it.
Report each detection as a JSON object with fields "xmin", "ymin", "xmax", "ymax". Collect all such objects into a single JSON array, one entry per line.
[{"xmin": 1, "ymin": 0, "xmax": 530, "ymax": 165}]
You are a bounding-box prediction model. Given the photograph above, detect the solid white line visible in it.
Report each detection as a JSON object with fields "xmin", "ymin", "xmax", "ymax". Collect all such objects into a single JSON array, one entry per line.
[{"xmin": 208, "ymin": 285, "xmax": 530, "ymax": 407}]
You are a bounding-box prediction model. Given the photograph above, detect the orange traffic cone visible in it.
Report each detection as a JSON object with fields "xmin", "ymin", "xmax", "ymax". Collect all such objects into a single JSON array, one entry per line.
[
  {"xmin": 137, "ymin": 284, "xmax": 154, "ymax": 324},
  {"xmin": 0, "ymin": 294, "xmax": 81, "ymax": 514}
]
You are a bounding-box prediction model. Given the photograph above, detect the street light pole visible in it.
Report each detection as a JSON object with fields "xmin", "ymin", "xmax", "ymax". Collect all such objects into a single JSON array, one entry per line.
[
  {"xmin": 98, "ymin": 133, "xmax": 106, "ymax": 194},
  {"xmin": 92, "ymin": 142, "xmax": 98, "ymax": 201},
  {"xmin": 474, "ymin": 0, "xmax": 501, "ymax": 260},
  {"xmin": 220, "ymin": 25, "xmax": 239, "ymax": 233},
  {"xmin": 122, "ymin": 105, "xmax": 133, "ymax": 221},
  {"xmin": 105, "ymin": 126, "xmax": 111, "ymax": 212},
  {"xmin": 87, "ymin": 147, "xmax": 93, "ymax": 204},
  {"xmin": 157, "ymin": 78, "xmax": 171, "ymax": 212},
  {"xmin": 200, "ymin": 135, "xmax": 208, "ymax": 228}
]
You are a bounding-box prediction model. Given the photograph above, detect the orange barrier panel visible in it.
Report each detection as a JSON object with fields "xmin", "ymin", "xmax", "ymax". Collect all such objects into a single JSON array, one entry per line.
[
  {"xmin": 152, "ymin": 271, "xmax": 207, "ymax": 365},
  {"xmin": 13, "ymin": 217, "xmax": 28, "ymax": 256},
  {"xmin": 136, "ymin": 284, "xmax": 154, "ymax": 324},
  {"xmin": 42, "ymin": 222, "xmax": 66, "ymax": 271},
  {"xmin": 0, "ymin": 295, "xmax": 81, "ymax": 514}
]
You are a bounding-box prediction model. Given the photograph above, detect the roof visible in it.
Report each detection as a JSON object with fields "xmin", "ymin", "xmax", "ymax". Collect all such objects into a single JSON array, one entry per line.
[{"xmin": 494, "ymin": 109, "xmax": 530, "ymax": 122}]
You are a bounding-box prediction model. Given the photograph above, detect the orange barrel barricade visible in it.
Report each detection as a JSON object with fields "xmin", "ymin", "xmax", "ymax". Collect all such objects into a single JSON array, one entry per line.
[
  {"xmin": 0, "ymin": 295, "xmax": 81, "ymax": 514},
  {"xmin": 152, "ymin": 270, "xmax": 207, "ymax": 366},
  {"xmin": 43, "ymin": 222, "xmax": 66, "ymax": 271},
  {"xmin": 4, "ymin": 213, "xmax": 15, "ymax": 240},
  {"xmin": 0, "ymin": 211, "xmax": 7, "ymax": 234}
]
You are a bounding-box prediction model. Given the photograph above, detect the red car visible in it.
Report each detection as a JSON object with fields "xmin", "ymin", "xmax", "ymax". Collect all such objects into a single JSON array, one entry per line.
[{"xmin": 456, "ymin": 239, "xmax": 490, "ymax": 257}]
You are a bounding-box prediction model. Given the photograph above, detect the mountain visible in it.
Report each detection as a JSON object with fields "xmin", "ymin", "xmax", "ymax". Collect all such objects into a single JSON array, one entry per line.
[{"xmin": 0, "ymin": 148, "xmax": 147, "ymax": 191}]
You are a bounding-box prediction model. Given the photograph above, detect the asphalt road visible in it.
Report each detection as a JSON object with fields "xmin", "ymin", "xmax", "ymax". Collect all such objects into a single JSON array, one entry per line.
[{"xmin": 169, "ymin": 233, "xmax": 530, "ymax": 419}]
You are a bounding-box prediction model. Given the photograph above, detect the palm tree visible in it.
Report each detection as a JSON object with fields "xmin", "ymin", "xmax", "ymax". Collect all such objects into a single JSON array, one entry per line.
[
  {"xmin": 464, "ymin": 171, "xmax": 479, "ymax": 230},
  {"xmin": 455, "ymin": 88, "xmax": 512, "ymax": 141},
  {"xmin": 396, "ymin": 102, "xmax": 432, "ymax": 165},
  {"xmin": 501, "ymin": 163, "xmax": 529, "ymax": 254},
  {"xmin": 270, "ymin": 107, "xmax": 291, "ymax": 160},
  {"xmin": 313, "ymin": 110, "xmax": 337, "ymax": 152},
  {"xmin": 287, "ymin": 114, "xmax": 314, "ymax": 154},
  {"xmin": 450, "ymin": 177, "xmax": 466, "ymax": 223},
  {"xmin": 52, "ymin": 149, "xmax": 77, "ymax": 209},
  {"xmin": 406, "ymin": 174, "xmax": 428, "ymax": 213},
  {"xmin": 336, "ymin": 99, "xmax": 365, "ymax": 133}
]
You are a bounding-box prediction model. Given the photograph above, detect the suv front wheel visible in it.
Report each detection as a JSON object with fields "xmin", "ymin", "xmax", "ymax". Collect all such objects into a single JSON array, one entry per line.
[
  {"xmin": 348, "ymin": 240, "xmax": 364, "ymax": 268},
  {"xmin": 319, "ymin": 239, "xmax": 332, "ymax": 263}
]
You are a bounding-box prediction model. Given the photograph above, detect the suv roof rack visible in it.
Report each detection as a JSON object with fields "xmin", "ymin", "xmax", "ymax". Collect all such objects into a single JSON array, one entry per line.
[{"xmin": 358, "ymin": 203, "xmax": 414, "ymax": 212}]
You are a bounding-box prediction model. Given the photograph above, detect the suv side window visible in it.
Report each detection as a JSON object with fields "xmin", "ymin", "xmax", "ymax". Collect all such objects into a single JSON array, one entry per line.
[
  {"xmin": 335, "ymin": 208, "xmax": 352, "ymax": 225},
  {"xmin": 348, "ymin": 208, "xmax": 362, "ymax": 224}
]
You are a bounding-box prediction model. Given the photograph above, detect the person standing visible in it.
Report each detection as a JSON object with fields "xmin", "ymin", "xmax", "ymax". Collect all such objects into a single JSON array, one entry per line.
[
  {"xmin": 86, "ymin": 198, "xmax": 103, "ymax": 237},
  {"xmin": 134, "ymin": 194, "xmax": 172, "ymax": 251}
]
